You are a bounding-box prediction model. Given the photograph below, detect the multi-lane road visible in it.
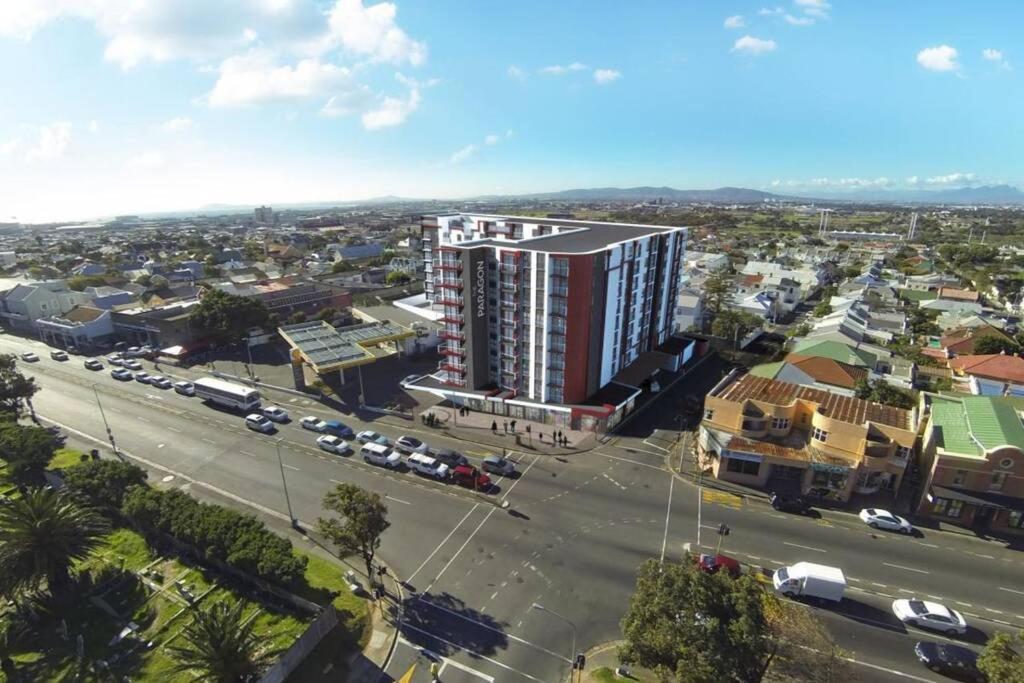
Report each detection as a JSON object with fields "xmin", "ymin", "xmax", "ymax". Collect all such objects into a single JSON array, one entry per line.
[{"xmin": 5, "ymin": 333, "xmax": 1022, "ymax": 683}]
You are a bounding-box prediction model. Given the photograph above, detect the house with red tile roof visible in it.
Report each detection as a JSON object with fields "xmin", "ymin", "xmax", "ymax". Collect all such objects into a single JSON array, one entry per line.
[{"xmin": 949, "ymin": 353, "xmax": 1024, "ymax": 397}]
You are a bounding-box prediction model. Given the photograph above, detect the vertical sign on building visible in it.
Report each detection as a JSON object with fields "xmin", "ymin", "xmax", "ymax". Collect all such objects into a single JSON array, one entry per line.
[{"xmin": 462, "ymin": 247, "xmax": 490, "ymax": 387}]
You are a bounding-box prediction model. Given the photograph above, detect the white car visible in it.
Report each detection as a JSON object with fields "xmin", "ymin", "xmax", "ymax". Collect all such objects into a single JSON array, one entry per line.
[
  {"xmin": 361, "ymin": 443, "xmax": 401, "ymax": 468},
  {"xmin": 173, "ymin": 381, "xmax": 195, "ymax": 396},
  {"xmin": 245, "ymin": 414, "xmax": 275, "ymax": 433},
  {"xmin": 123, "ymin": 359, "xmax": 143, "ymax": 371},
  {"xmin": 395, "ymin": 435, "xmax": 429, "ymax": 454},
  {"xmin": 300, "ymin": 416, "xmax": 328, "ymax": 432},
  {"xmin": 106, "ymin": 353, "xmax": 123, "ymax": 365},
  {"xmin": 111, "ymin": 368, "xmax": 133, "ymax": 381},
  {"xmin": 149, "ymin": 376, "xmax": 172, "ymax": 389},
  {"xmin": 19, "ymin": 352, "xmax": 39, "ymax": 362},
  {"xmin": 262, "ymin": 406, "xmax": 290, "ymax": 423},
  {"xmin": 316, "ymin": 435, "xmax": 351, "ymax": 455},
  {"xmin": 356, "ymin": 430, "xmax": 390, "ymax": 446},
  {"xmin": 407, "ymin": 453, "xmax": 449, "ymax": 480},
  {"xmin": 859, "ymin": 508, "xmax": 914, "ymax": 534},
  {"xmin": 892, "ymin": 599, "xmax": 968, "ymax": 635},
  {"xmin": 134, "ymin": 371, "xmax": 151, "ymax": 384}
]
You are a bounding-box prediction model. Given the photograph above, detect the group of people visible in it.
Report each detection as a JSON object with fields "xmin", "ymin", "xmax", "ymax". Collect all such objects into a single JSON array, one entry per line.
[{"xmin": 487, "ymin": 418, "xmax": 570, "ymax": 447}]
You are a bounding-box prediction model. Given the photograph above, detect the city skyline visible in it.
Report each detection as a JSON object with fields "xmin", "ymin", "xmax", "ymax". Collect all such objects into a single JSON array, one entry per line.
[{"xmin": 0, "ymin": 0, "xmax": 1020, "ymax": 221}]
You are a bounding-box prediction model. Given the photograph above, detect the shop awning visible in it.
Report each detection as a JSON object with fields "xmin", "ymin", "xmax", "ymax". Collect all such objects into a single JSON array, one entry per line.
[{"xmin": 930, "ymin": 485, "xmax": 1024, "ymax": 512}]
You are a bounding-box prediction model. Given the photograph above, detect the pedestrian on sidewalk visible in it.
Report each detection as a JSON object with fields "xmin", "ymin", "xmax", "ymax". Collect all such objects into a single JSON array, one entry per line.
[
  {"xmin": 503, "ymin": 420, "xmax": 508, "ymax": 433},
  {"xmin": 510, "ymin": 419, "xmax": 517, "ymax": 433},
  {"xmin": 491, "ymin": 420, "xmax": 497, "ymax": 432},
  {"xmin": 430, "ymin": 660, "xmax": 440, "ymax": 681}
]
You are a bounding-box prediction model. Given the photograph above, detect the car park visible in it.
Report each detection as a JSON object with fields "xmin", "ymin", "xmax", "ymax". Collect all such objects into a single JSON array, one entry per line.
[
  {"xmin": 356, "ymin": 430, "xmax": 390, "ymax": 446},
  {"xmin": 317, "ymin": 435, "xmax": 351, "ymax": 455},
  {"xmin": 770, "ymin": 492, "xmax": 812, "ymax": 515},
  {"xmin": 261, "ymin": 406, "xmax": 289, "ymax": 423},
  {"xmin": 111, "ymin": 368, "xmax": 133, "ymax": 381},
  {"xmin": 434, "ymin": 448, "xmax": 469, "ymax": 468},
  {"xmin": 300, "ymin": 416, "xmax": 328, "ymax": 432},
  {"xmin": 173, "ymin": 381, "xmax": 195, "ymax": 396},
  {"xmin": 451, "ymin": 465, "xmax": 491, "ymax": 491},
  {"xmin": 408, "ymin": 453, "xmax": 449, "ymax": 480},
  {"xmin": 245, "ymin": 414, "xmax": 275, "ymax": 433},
  {"xmin": 361, "ymin": 442, "xmax": 401, "ymax": 468},
  {"xmin": 19, "ymin": 352, "xmax": 39, "ymax": 362},
  {"xmin": 395, "ymin": 435, "xmax": 429, "ymax": 454},
  {"xmin": 123, "ymin": 359, "xmax": 142, "ymax": 370},
  {"xmin": 50, "ymin": 350, "xmax": 69, "ymax": 361},
  {"xmin": 149, "ymin": 376, "xmax": 172, "ymax": 389},
  {"xmin": 859, "ymin": 508, "xmax": 914, "ymax": 534},
  {"xmin": 482, "ymin": 455, "xmax": 516, "ymax": 476},
  {"xmin": 83, "ymin": 359, "xmax": 103, "ymax": 371},
  {"xmin": 914, "ymin": 642, "xmax": 984, "ymax": 682},
  {"xmin": 322, "ymin": 420, "xmax": 355, "ymax": 438},
  {"xmin": 134, "ymin": 371, "xmax": 151, "ymax": 384},
  {"xmin": 892, "ymin": 599, "xmax": 968, "ymax": 635}
]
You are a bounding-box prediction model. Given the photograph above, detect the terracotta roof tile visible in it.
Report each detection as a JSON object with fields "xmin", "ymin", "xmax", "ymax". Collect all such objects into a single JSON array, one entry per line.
[
  {"xmin": 949, "ymin": 354, "xmax": 1024, "ymax": 384},
  {"xmin": 787, "ymin": 354, "xmax": 868, "ymax": 389}
]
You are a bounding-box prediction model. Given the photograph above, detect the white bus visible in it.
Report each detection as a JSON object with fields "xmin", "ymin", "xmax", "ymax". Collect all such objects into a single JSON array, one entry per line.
[{"xmin": 193, "ymin": 377, "xmax": 261, "ymax": 412}]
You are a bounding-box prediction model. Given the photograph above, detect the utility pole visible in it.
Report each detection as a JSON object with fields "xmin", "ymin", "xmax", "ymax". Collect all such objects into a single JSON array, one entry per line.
[
  {"xmin": 93, "ymin": 385, "xmax": 123, "ymax": 460},
  {"xmin": 530, "ymin": 603, "xmax": 579, "ymax": 681},
  {"xmin": 275, "ymin": 439, "xmax": 298, "ymax": 528}
]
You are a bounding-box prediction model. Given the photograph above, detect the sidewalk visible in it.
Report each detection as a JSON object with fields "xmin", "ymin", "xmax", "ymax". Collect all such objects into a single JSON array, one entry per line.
[
  {"xmin": 344, "ymin": 579, "xmax": 402, "ymax": 683},
  {"xmin": 419, "ymin": 404, "xmax": 597, "ymax": 455}
]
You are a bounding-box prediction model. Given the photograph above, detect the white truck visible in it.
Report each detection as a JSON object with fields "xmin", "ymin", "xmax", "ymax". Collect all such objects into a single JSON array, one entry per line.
[{"xmin": 772, "ymin": 562, "xmax": 846, "ymax": 603}]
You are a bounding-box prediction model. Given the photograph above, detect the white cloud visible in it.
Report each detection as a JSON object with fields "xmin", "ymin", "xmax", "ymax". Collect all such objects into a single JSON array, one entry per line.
[
  {"xmin": 758, "ymin": 7, "xmax": 784, "ymax": 16},
  {"xmin": 917, "ymin": 45, "xmax": 959, "ymax": 72},
  {"xmin": 324, "ymin": 0, "xmax": 426, "ymax": 66},
  {"xmin": 483, "ymin": 134, "xmax": 500, "ymax": 146},
  {"xmin": 732, "ymin": 35, "xmax": 777, "ymax": 56},
  {"xmin": 784, "ymin": 14, "xmax": 814, "ymax": 26},
  {"xmin": 361, "ymin": 86, "xmax": 420, "ymax": 130},
  {"xmin": 982, "ymin": 48, "xmax": 1011, "ymax": 70},
  {"xmin": 507, "ymin": 65, "xmax": 526, "ymax": 81},
  {"xmin": 208, "ymin": 51, "xmax": 355, "ymax": 107},
  {"xmin": 794, "ymin": 0, "xmax": 830, "ymax": 18},
  {"xmin": 447, "ymin": 131, "xmax": 510, "ymax": 165},
  {"xmin": 123, "ymin": 151, "xmax": 165, "ymax": 170},
  {"xmin": 540, "ymin": 62, "xmax": 587, "ymax": 75},
  {"xmin": 593, "ymin": 68, "xmax": 621, "ymax": 85},
  {"xmin": 925, "ymin": 172, "xmax": 975, "ymax": 186},
  {"xmin": 449, "ymin": 144, "xmax": 478, "ymax": 164},
  {"xmin": 905, "ymin": 176, "xmax": 919, "ymax": 185},
  {"xmin": 161, "ymin": 116, "xmax": 193, "ymax": 132},
  {"xmin": 724, "ymin": 15, "xmax": 745, "ymax": 30},
  {"xmin": 26, "ymin": 122, "xmax": 72, "ymax": 162},
  {"xmin": 88, "ymin": 120, "xmax": 100, "ymax": 134},
  {"xmin": 320, "ymin": 85, "xmax": 373, "ymax": 117},
  {"xmin": 0, "ymin": 139, "xmax": 21, "ymax": 157}
]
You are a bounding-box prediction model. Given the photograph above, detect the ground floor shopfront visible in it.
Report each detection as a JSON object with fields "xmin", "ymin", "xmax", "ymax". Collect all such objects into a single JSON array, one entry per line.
[{"xmin": 918, "ymin": 485, "xmax": 1024, "ymax": 535}]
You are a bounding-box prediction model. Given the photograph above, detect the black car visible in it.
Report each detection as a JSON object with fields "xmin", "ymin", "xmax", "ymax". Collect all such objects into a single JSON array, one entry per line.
[
  {"xmin": 914, "ymin": 641, "xmax": 985, "ymax": 682},
  {"xmin": 769, "ymin": 491, "xmax": 812, "ymax": 515},
  {"xmin": 433, "ymin": 448, "xmax": 469, "ymax": 468}
]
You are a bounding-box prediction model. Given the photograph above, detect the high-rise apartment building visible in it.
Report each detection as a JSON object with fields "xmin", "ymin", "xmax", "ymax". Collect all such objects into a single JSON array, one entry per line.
[
  {"xmin": 413, "ymin": 213, "xmax": 688, "ymax": 429},
  {"xmin": 254, "ymin": 205, "xmax": 274, "ymax": 225}
]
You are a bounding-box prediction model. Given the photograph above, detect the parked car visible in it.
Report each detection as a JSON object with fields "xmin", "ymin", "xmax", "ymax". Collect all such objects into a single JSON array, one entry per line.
[
  {"xmin": 66, "ymin": 346, "xmax": 80, "ymax": 355},
  {"xmin": 408, "ymin": 453, "xmax": 449, "ymax": 480},
  {"xmin": 482, "ymin": 454, "xmax": 516, "ymax": 476},
  {"xmin": 149, "ymin": 376, "xmax": 172, "ymax": 389},
  {"xmin": 451, "ymin": 465, "xmax": 492, "ymax": 491},
  {"xmin": 83, "ymin": 358, "xmax": 103, "ymax": 371},
  {"xmin": 245, "ymin": 414, "xmax": 275, "ymax": 434},
  {"xmin": 361, "ymin": 442, "xmax": 401, "ymax": 468},
  {"xmin": 770, "ymin": 492, "xmax": 812, "ymax": 515},
  {"xmin": 19, "ymin": 351, "xmax": 39, "ymax": 362},
  {"xmin": 892, "ymin": 599, "xmax": 968, "ymax": 635},
  {"xmin": 134, "ymin": 371, "xmax": 151, "ymax": 384},
  {"xmin": 914, "ymin": 642, "xmax": 984, "ymax": 682},
  {"xmin": 110, "ymin": 368, "xmax": 133, "ymax": 381},
  {"xmin": 317, "ymin": 435, "xmax": 351, "ymax": 455},
  {"xmin": 356, "ymin": 430, "xmax": 390, "ymax": 446},
  {"xmin": 123, "ymin": 359, "xmax": 142, "ymax": 370},
  {"xmin": 124, "ymin": 346, "xmax": 144, "ymax": 358},
  {"xmin": 434, "ymin": 448, "xmax": 469, "ymax": 468},
  {"xmin": 106, "ymin": 353, "xmax": 123, "ymax": 365},
  {"xmin": 49, "ymin": 350, "xmax": 68, "ymax": 361},
  {"xmin": 300, "ymin": 416, "xmax": 328, "ymax": 432},
  {"xmin": 395, "ymin": 435, "xmax": 429, "ymax": 454},
  {"xmin": 173, "ymin": 380, "xmax": 195, "ymax": 396},
  {"xmin": 261, "ymin": 406, "xmax": 290, "ymax": 423},
  {"xmin": 697, "ymin": 553, "xmax": 742, "ymax": 578},
  {"xmin": 859, "ymin": 508, "xmax": 914, "ymax": 534},
  {"xmin": 322, "ymin": 420, "xmax": 355, "ymax": 439}
]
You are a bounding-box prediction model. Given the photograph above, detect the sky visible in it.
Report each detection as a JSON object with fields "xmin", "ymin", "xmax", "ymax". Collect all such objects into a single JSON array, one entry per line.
[{"xmin": 0, "ymin": 0, "xmax": 1021, "ymax": 222}]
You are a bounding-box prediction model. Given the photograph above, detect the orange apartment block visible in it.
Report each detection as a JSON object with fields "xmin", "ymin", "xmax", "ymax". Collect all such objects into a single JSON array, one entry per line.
[{"xmin": 698, "ymin": 371, "xmax": 919, "ymax": 503}]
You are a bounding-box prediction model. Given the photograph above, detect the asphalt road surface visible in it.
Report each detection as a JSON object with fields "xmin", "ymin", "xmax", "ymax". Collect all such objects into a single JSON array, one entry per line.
[{"xmin": 6, "ymin": 334, "xmax": 1020, "ymax": 683}]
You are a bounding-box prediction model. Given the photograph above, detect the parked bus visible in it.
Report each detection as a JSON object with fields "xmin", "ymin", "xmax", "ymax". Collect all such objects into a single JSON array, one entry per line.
[{"xmin": 193, "ymin": 377, "xmax": 260, "ymax": 412}]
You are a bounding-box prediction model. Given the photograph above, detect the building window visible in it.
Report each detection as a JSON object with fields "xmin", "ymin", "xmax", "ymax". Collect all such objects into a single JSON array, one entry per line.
[
  {"xmin": 896, "ymin": 445, "xmax": 913, "ymax": 460},
  {"xmin": 771, "ymin": 417, "xmax": 790, "ymax": 430},
  {"xmin": 1008, "ymin": 511, "xmax": 1024, "ymax": 529},
  {"xmin": 811, "ymin": 427, "xmax": 829, "ymax": 443},
  {"xmin": 726, "ymin": 458, "xmax": 760, "ymax": 476},
  {"xmin": 951, "ymin": 469, "xmax": 968, "ymax": 486},
  {"xmin": 999, "ymin": 457, "xmax": 1015, "ymax": 469},
  {"xmin": 931, "ymin": 498, "xmax": 964, "ymax": 519},
  {"xmin": 704, "ymin": 409, "xmax": 714, "ymax": 421},
  {"xmin": 990, "ymin": 471, "xmax": 1009, "ymax": 492}
]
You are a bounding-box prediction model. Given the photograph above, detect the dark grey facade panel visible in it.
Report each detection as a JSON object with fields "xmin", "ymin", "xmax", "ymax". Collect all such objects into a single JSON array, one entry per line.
[{"xmin": 462, "ymin": 247, "xmax": 490, "ymax": 388}]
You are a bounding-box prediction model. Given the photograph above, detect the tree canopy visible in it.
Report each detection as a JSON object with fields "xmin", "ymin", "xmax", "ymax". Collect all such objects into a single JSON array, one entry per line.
[
  {"xmin": 0, "ymin": 354, "xmax": 38, "ymax": 418},
  {"xmin": 168, "ymin": 600, "xmax": 279, "ymax": 682},
  {"xmin": 703, "ymin": 268, "xmax": 734, "ymax": 321},
  {"xmin": 973, "ymin": 335, "xmax": 1020, "ymax": 356},
  {"xmin": 711, "ymin": 309, "xmax": 762, "ymax": 343},
  {"xmin": 853, "ymin": 378, "xmax": 917, "ymax": 410},
  {"xmin": 316, "ymin": 483, "xmax": 390, "ymax": 580},
  {"xmin": 190, "ymin": 289, "xmax": 270, "ymax": 344},
  {"xmin": 978, "ymin": 630, "xmax": 1024, "ymax": 683},
  {"xmin": 63, "ymin": 459, "xmax": 148, "ymax": 512},
  {"xmin": 0, "ymin": 422, "xmax": 57, "ymax": 485}
]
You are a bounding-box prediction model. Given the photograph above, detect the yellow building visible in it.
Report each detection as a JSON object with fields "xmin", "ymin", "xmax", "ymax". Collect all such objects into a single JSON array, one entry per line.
[{"xmin": 698, "ymin": 371, "xmax": 919, "ymax": 503}]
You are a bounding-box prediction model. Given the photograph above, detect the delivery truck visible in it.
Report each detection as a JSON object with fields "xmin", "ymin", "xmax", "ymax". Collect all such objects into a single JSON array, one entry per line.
[{"xmin": 772, "ymin": 562, "xmax": 846, "ymax": 603}]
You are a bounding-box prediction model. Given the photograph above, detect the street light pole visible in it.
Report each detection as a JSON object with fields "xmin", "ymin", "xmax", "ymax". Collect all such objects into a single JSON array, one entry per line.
[
  {"xmin": 275, "ymin": 439, "xmax": 297, "ymax": 528},
  {"xmin": 530, "ymin": 603, "xmax": 577, "ymax": 681},
  {"xmin": 92, "ymin": 385, "xmax": 122, "ymax": 460}
]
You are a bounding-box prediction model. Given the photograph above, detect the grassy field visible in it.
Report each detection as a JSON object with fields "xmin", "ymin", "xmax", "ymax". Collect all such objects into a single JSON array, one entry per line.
[{"xmin": 898, "ymin": 289, "xmax": 938, "ymax": 302}]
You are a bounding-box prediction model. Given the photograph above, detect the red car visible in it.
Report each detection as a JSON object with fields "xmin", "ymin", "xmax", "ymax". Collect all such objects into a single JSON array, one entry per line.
[
  {"xmin": 697, "ymin": 553, "xmax": 742, "ymax": 578},
  {"xmin": 452, "ymin": 465, "xmax": 492, "ymax": 491}
]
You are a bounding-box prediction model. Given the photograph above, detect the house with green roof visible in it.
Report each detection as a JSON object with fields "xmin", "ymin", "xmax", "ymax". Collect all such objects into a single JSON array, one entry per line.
[
  {"xmin": 917, "ymin": 393, "xmax": 1024, "ymax": 533},
  {"xmin": 791, "ymin": 339, "xmax": 878, "ymax": 369}
]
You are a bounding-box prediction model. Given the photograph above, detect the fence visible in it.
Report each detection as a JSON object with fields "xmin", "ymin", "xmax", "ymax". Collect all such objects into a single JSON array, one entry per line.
[{"xmin": 258, "ymin": 605, "xmax": 340, "ymax": 683}]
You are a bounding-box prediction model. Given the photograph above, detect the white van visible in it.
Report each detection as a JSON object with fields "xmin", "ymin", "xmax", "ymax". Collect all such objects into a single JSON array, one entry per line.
[
  {"xmin": 361, "ymin": 442, "xmax": 401, "ymax": 468},
  {"xmin": 408, "ymin": 452, "xmax": 449, "ymax": 480}
]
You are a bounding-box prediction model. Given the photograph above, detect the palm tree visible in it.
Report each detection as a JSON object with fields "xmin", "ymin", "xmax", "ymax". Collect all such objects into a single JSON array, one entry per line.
[
  {"xmin": 0, "ymin": 488, "xmax": 109, "ymax": 598},
  {"xmin": 167, "ymin": 600, "xmax": 277, "ymax": 682}
]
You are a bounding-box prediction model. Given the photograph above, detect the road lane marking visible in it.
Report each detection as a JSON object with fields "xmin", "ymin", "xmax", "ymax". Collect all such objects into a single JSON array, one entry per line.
[
  {"xmin": 239, "ymin": 451, "xmax": 256, "ymax": 458},
  {"xmin": 916, "ymin": 542, "xmax": 939, "ymax": 548},
  {"xmin": 166, "ymin": 426, "xmax": 181, "ymax": 433},
  {"xmin": 883, "ymin": 562, "xmax": 929, "ymax": 574},
  {"xmin": 398, "ymin": 631, "xmax": 532, "ymax": 682},
  {"xmin": 201, "ymin": 438, "xmax": 216, "ymax": 444},
  {"xmin": 422, "ymin": 508, "xmax": 496, "ymax": 595},
  {"xmin": 385, "ymin": 495, "xmax": 411, "ymax": 505},
  {"xmin": 783, "ymin": 541, "xmax": 826, "ymax": 553},
  {"xmin": 283, "ymin": 464, "xmax": 299, "ymax": 471},
  {"xmin": 406, "ymin": 504, "xmax": 480, "ymax": 584},
  {"xmin": 642, "ymin": 438, "xmax": 669, "ymax": 452},
  {"xmin": 660, "ymin": 476, "xmax": 674, "ymax": 563},
  {"xmin": 999, "ymin": 586, "xmax": 1024, "ymax": 596}
]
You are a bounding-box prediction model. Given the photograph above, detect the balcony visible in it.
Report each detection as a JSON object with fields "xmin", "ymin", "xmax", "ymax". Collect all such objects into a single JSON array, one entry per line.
[
  {"xmin": 437, "ymin": 260, "xmax": 462, "ymax": 272},
  {"xmin": 863, "ymin": 441, "xmax": 895, "ymax": 460},
  {"xmin": 440, "ymin": 362, "xmax": 467, "ymax": 374},
  {"xmin": 439, "ymin": 330, "xmax": 464, "ymax": 342},
  {"xmin": 440, "ymin": 315, "xmax": 464, "ymax": 325},
  {"xmin": 435, "ymin": 295, "xmax": 464, "ymax": 307}
]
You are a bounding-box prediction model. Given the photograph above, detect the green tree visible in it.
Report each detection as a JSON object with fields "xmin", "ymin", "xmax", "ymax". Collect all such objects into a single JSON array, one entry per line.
[
  {"xmin": 168, "ymin": 600, "xmax": 278, "ymax": 682},
  {"xmin": 973, "ymin": 335, "xmax": 1020, "ymax": 356},
  {"xmin": 763, "ymin": 595, "xmax": 853, "ymax": 682},
  {"xmin": 0, "ymin": 488, "xmax": 108, "ymax": 598},
  {"xmin": 978, "ymin": 630, "xmax": 1024, "ymax": 683},
  {"xmin": 67, "ymin": 274, "xmax": 107, "ymax": 291},
  {"xmin": 134, "ymin": 273, "xmax": 152, "ymax": 286},
  {"xmin": 812, "ymin": 301, "xmax": 832, "ymax": 317},
  {"xmin": 0, "ymin": 353, "xmax": 39, "ymax": 418},
  {"xmin": 287, "ymin": 310, "xmax": 307, "ymax": 325},
  {"xmin": 712, "ymin": 309, "xmax": 761, "ymax": 343},
  {"xmin": 853, "ymin": 378, "xmax": 917, "ymax": 409},
  {"xmin": 385, "ymin": 271, "xmax": 410, "ymax": 286},
  {"xmin": 315, "ymin": 307, "xmax": 338, "ymax": 322},
  {"xmin": 0, "ymin": 423, "xmax": 57, "ymax": 485},
  {"xmin": 703, "ymin": 268, "xmax": 734, "ymax": 320},
  {"xmin": 619, "ymin": 557, "xmax": 771, "ymax": 682},
  {"xmin": 191, "ymin": 289, "xmax": 270, "ymax": 344},
  {"xmin": 63, "ymin": 459, "xmax": 148, "ymax": 513},
  {"xmin": 331, "ymin": 261, "xmax": 350, "ymax": 274},
  {"xmin": 316, "ymin": 483, "xmax": 390, "ymax": 580}
]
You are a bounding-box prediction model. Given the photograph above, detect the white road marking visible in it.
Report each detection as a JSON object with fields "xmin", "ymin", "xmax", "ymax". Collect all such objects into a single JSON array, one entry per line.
[
  {"xmin": 398, "ymin": 632, "xmax": 524, "ymax": 682},
  {"xmin": 406, "ymin": 504, "xmax": 480, "ymax": 584},
  {"xmin": 201, "ymin": 438, "xmax": 216, "ymax": 444},
  {"xmin": 283, "ymin": 464, "xmax": 299, "ymax": 471},
  {"xmin": 883, "ymin": 562, "xmax": 930, "ymax": 574},
  {"xmin": 385, "ymin": 495, "xmax": 411, "ymax": 505},
  {"xmin": 999, "ymin": 586, "xmax": 1024, "ymax": 596},
  {"xmin": 916, "ymin": 542, "xmax": 939, "ymax": 548},
  {"xmin": 641, "ymin": 438, "xmax": 669, "ymax": 452},
  {"xmin": 239, "ymin": 451, "xmax": 256, "ymax": 458},
  {"xmin": 783, "ymin": 541, "xmax": 826, "ymax": 553},
  {"xmin": 166, "ymin": 426, "xmax": 181, "ymax": 433},
  {"xmin": 136, "ymin": 416, "xmax": 150, "ymax": 423},
  {"xmin": 500, "ymin": 454, "xmax": 539, "ymax": 503},
  {"xmin": 660, "ymin": 475, "xmax": 674, "ymax": 563}
]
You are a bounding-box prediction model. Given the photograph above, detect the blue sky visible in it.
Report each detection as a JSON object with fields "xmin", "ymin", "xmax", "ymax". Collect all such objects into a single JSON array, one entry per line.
[{"xmin": 0, "ymin": 0, "xmax": 1020, "ymax": 221}]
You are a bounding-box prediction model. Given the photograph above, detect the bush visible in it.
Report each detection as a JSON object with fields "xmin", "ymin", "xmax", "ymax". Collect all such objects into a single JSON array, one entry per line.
[
  {"xmin": 63, "ymin": 459, "xmax": 148, "ymax": 512},
  {"xmin": 122, "ymin": 487, "xmax": 307, "ymax": 585}
]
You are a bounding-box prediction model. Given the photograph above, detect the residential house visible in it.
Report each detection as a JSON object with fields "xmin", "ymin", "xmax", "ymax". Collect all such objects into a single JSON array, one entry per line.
[
  {"xmin": 0, "ymin": 282, "xmax": 91, "ymax": 333},
  {"xmin": 938, "ymin": 287, "xmax": 981, "ymax": 304},
  {"xmin": 922, "ymin": 324, "xmax": 1017, "ymax": 360},
  {"xmin": 750, "ymin": 354, "xmax": 868, "ymax": 396},
  {"xmin": 36, "ymin": 305, "xmax": 114, "ymax": 349},
  {"xmin": 916, "ymin": 394, "xmax": 1024, "ymax": 533},
  {"xmin": 71, "ymin": 262, "xmax": 107, "ymax": 277},
  {"xmin": 740, "ymin": 260, "xmax": 829, "ymax": 298},
  {"xmin": 919, "ymin": 297, "xmax": 983, "ymax": 316},
  {"xmin": 948, "ymin": 354, "xmax": 1024, "ymax": 397},
  {"xmin": 211, "ymin": 277, "xmax": 350, "ymax": 318},
  {"xmin": 904, "ymin": 272, "xmax": 959, "ymax": 292},
  {"xmin": 83, "ymin": 286, "xmax": 136, "ymax": 310},
  {"xmin": 699, "ymin": 371, "xmax": 918, "ymax": 503},
  {"xmin": 674, "ymin": 287, "xmax": 704, "ymax": 333},
  {"xmin": 792, "ymin": 337, "xmax": 916, "ymax": 389},
  {"xmin": 110, "ymin": 299, "xmax": 201, "ymax": 348}
]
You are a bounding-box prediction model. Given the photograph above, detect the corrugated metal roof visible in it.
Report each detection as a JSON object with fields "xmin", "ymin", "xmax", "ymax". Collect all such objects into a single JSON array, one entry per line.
[
  {"xmin": 279, "ymin": 320, "xmax": 412, "ymax": 371},
  {"xmin": 963, "ymin": 396, "xmax": 1024, "ymax": 452}
]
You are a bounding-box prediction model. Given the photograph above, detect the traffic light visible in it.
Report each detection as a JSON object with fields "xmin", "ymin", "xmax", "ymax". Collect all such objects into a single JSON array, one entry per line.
[
  {"xmin": 574, "ymin": 654, "xmax": 586, "ymax": 671},
  {"xmin": 718, "ymin": 523, "xmax": 730, "ymax": 536}
]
